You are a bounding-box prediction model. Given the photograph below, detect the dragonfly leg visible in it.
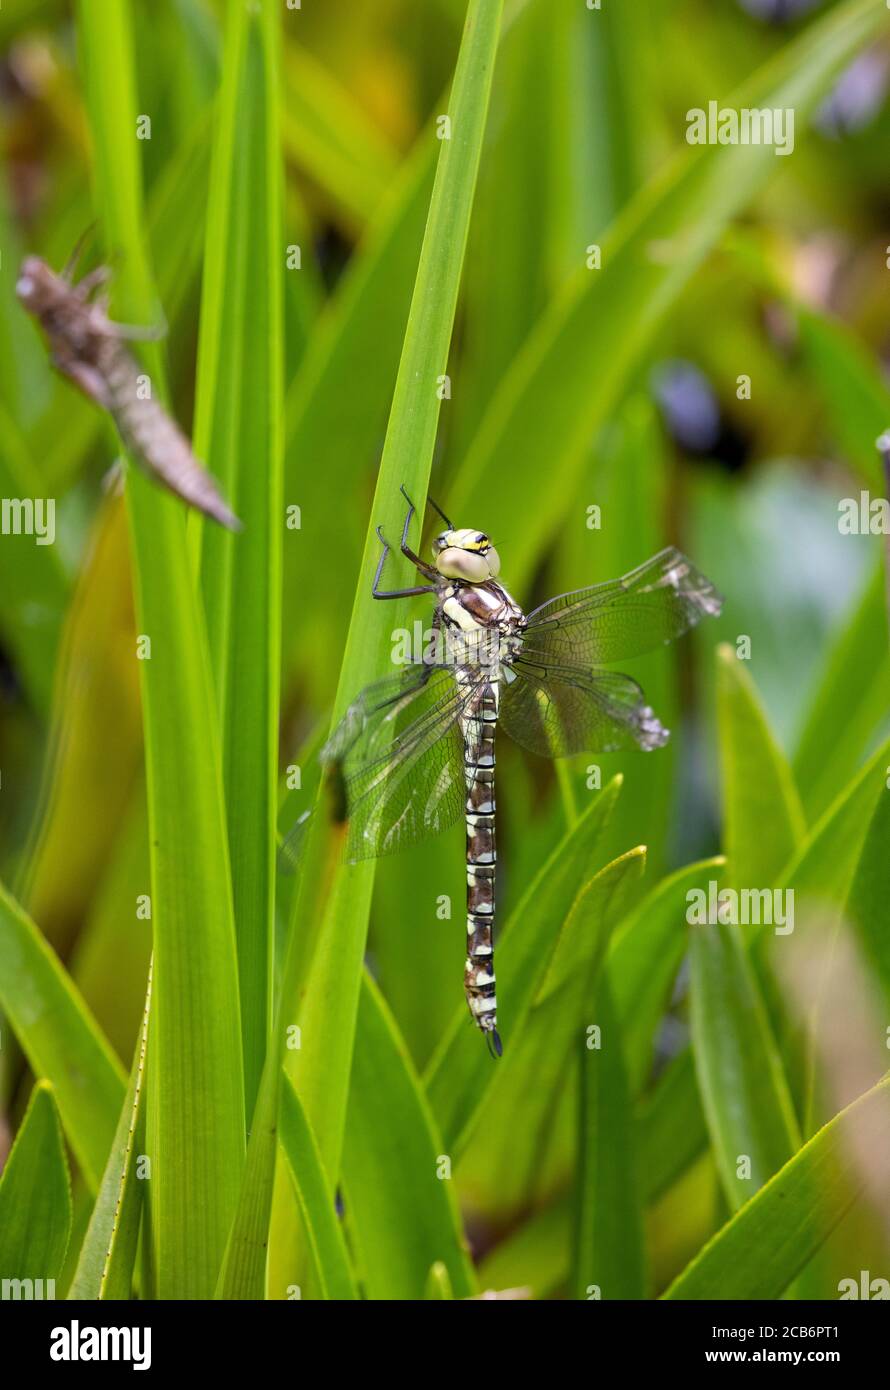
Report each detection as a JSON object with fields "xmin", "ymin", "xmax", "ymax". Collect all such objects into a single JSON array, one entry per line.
[
  {"xmin": 96, "ymin": 314, "xmax": 168, "ymax": 343},
  {"xmin": 398, "ymin": 484, "xmax": 416, "ymax": 540},
  {"xmin": 371, "ymin": 525, "xmax": 436, "ymax": 599},
  {"xmin": 75, "ymin": 264, "xmax": 113, "ymax": 299},
  {"xmin": 51, "ymin": 349, "xmax": 112, "ymax": 410},
  {"xmin": 397, "ymin": 485, "xmax": 438, "ymax": 579}
]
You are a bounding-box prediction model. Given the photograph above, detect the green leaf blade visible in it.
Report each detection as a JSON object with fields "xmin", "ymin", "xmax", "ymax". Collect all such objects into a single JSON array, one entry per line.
[
  {"xmin": 67, "ymin": 965, "xmax": 152, "ymax": 1301},
  {"xmin": 716, "ymin": 643, "xmax": 805, "ymax": 887},
  {"xmin": 340, "ymin": 976, "xmax": 476, "ymax": 1301},
  {"xmin": 0, "ymin": 880, "xmax": 125, "ymax": 1191},
  {"xmin": 609, "ymin": 857, "xmax": 726, "ymax": 1095},
  {"xmin": 195, "ymin": 0, "xmax": 284, "ymax": 1117},
  {"xmin": 457, "ymin": 846, "xmax": 646, "ymax": 1219},
  {"xmin": 76, "ymin": 0, "xmax": 247, "ymax": 1298},
  {"xmin": 574, "ymin": 980, "xmax": 646, "ymax": 1301},
  {"xmin": 0, "ymin": 1082, "xmax": 72, "ymax": 1291},
  {"xmin": 690, "ymin": 918, "xmax": 800, "ymax": 1209},
  {"xmin": 279, "ymin": 1076, "xmax": 358, "ymax": 1302},
  {"xmin": 664, "ymin": 1075, "xmax": 890, "ymax": 1301}
]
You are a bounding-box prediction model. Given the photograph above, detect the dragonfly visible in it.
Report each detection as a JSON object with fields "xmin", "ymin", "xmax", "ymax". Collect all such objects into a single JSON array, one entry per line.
[
  {"xmin": 16, "ymin": 249, "xmax": 240, "ymax": 531},
  {"xmin": 310, "ymin": 487, "xmax": 722, "ymax": 1058}
]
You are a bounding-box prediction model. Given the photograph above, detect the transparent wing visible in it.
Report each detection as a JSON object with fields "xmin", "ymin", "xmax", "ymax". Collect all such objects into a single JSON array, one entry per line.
[
  {"xmin": 277, "ymin": 810, "xmax": 313, "ymax": 875},
  {"xmin": 320, "ymin": 664, "xmax": 487, "ymax": 862},
  {"xmin": 500, "ymin": 658, "xmax": 668, "ymax": 757},
  {"xmin": 522, "ymin": 547, "xmax": 722, "ymax": 665}
]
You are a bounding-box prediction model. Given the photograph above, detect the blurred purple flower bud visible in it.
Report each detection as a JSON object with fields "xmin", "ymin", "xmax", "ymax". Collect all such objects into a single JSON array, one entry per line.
[
  {"xmin": 816, "ymin": 49, "xmax": 889, "ymax": 138},
  {"xmin": 651, "ymin": 360, "xmax": 722, "ymax": 454},
  {"xmin": 736, "ymin": 0, "xmax": 822, "ymax": 22}
]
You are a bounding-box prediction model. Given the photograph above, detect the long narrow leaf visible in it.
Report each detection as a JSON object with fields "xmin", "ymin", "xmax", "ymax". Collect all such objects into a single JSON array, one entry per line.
[
  {"xmin": 794, "ymin": 562, "xmax": 890, "ymax": 821},
  {"xmin": 0, "ymin": 1081, "xmax": 71, "ymax": 1290},
  {"xmin": 716, "ymin": 643, "xmax": 805, "ymax": 887},
  {"xmin": 779, "ymin": 734, "xmax": 890, "ymax": 916},
  {"xmin": 0, "ymin": 880, "xmax": 124, "ymax": 1190},
  {"xmin": 18, "ymin": 499, "xmax": 141, "ymax": 945},
  {"xmin": 637, "ymin": 1049, "xmax": 709, "ymax": 1206},
  {"xmin": 573, "ymin": 980, "xmax": 646, "ymax": 1301},
  {"xmin": 340, "ymin": 975, "xmax": 476, "ymax": 1300},
  {"xmin": 845, "ymin": 789, "xmax": 890, "ymax": 1008},
  {"xmin": 0, "ymin": 404, "xmax": 67, "ymax": 716},
  {"xmin": 456, "ymin": 845, "xmax": 645, "ymax": 1218},
  {"xmin": 282, "ymin": 138, "xmax": 435, "ymax": 681},
  {"xmin": 67, "ymin": 963, "xmax": 152, "ymax": 1300},
  {"xmin": 278, "ymin": 1075, "xmax": 358, "ymax": 1302},
  {"xmin": 76, "ymin": 0, "xmax": 246, "ymax": 1298},
  {"xmin": 798, "ymin": 308, "xmax": 889, "ymax": 490},
  {"xmin": 281, "ymin": 44, "xmax": 398, "ymax": 230},
  {"xmin": 609, "ymin": 857, "xmax": 725, "ymax": 1095},
  {"xmin": 690, "ymin": 918, "xmax": 800, "ymax": 1209},
  {"xmin": 195, "ymin": 0, "xmax": 283, "ymax": 1117},
  {"xmin": 664, "ymin": 1074, "xmax": 890, "ymax": 1300}
]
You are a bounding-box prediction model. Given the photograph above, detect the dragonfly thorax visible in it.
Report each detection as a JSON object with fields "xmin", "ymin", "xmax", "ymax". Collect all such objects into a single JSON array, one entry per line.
[{"xmin": 439, "ymin": 578, "xmax": 526, "ymax": 677}]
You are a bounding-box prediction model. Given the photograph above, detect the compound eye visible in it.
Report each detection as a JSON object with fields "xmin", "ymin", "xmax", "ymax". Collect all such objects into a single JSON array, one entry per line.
[
  {"xmin": 436, "ymin": 546, "xmax": 489, "ymax": 582},
  {"xmin": 486, "ymin": 546, "xmax": 501, "ymax": 578},
  {"xmin": 16, "ymin": 257, "xmax": 45, "ymax": 303}
]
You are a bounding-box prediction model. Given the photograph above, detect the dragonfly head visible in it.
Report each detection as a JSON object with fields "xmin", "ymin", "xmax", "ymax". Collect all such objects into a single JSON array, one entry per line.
[
  {"xmin": 16, "ymin": 256, "xmax": 61, "ymax": 315},
  {"xmin": 432, "ymin": 528, "xmax": 501, "ymax": 583}
]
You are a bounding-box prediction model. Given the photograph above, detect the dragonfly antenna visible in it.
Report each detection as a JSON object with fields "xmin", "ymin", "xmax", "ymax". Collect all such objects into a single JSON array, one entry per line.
[
  {"xmin": 61, "ymin": 222, "xmax": 98, "ymax": 282},
  {"xmin": 427, "ymin": 493, "xmax": 453, "ymax": 530},
  {"xmin": 398, "ymin": 483, "xmax": 453, "ymax": 531}
]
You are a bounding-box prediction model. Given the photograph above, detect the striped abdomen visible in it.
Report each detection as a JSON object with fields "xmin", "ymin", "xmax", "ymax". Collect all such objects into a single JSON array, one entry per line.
[{"xmin": 462, "ymin": 680, "xmax": 502, "ymax": 1056}]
